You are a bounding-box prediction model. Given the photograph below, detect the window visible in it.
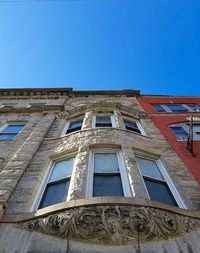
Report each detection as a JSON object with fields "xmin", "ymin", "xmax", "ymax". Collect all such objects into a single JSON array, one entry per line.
[
  {"xmin": 167, "ymin": 104, "xmax": 187, "ymax": 112},
  {"xmin": 88, "ymin": 150, "xmax": 132, "ymax": 197},
  {"xmin": 153, "ymin": 104, "xmax": 200, "ymax": 113},
  {"xmin": 62, "ymin": 118, "xmax": 83, "ymax": 135},
  {"xmin": 170, "ymin": 126, "xmax": 188, "ymax": 140},
  {"xmin": 95, "ymin": 116, "xmax": 113, "ymax": 127},
  {"xmin": 135, "ymin": 156, "xmax": 185, "ymax": 208},
  {"xmin": 152, "ymin": 104, "xmax": 165, "ymax": 112},
  {"xmin": 123, "ymin": 119, "xmax": 143, "ymax": 134},
  {"xmin": 38, "ymin": 157, "xmax": 75, "ymax": 209},
  {"xmin": 0, "ymin": 103, "xmax": 17, "ymax": 108},
  {"xmin": 170, "ymin": 123, "xmax": 200, "ymax": 140},
  {"xmin": 0, "ymin": 123, "xmax": 25, "ymax": 140},
  {"xmin": 67, "ymin": 119, "xmax": 83, "ymax": 134},
  {"xmin": 28, "ymin": 103, "xmax": 46, "ymax": 108}
]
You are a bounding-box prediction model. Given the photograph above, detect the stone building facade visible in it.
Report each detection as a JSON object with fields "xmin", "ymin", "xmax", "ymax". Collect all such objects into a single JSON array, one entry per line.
[{"xmin": 0, "ymin": 88, "xmax": 200, "ymax": 253}]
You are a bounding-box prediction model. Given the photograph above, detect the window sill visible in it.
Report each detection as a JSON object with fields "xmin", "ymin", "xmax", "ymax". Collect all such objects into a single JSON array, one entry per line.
[
  {"xmin": 47, "ymin": 127, "xmax": 152, "ymax": 141},
  {"xmin": 2, "ymin": 197, "xmax": 199, "ymax": 224}
]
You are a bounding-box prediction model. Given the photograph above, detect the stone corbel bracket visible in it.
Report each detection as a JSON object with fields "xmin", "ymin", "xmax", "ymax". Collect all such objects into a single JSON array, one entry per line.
[{"xmin": 2, "ymin": 198, "xmax": 200, "ymax": 246}]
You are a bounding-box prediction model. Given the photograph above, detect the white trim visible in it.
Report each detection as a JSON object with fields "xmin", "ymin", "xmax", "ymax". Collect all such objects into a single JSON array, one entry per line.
[
  {"xmin": 135, "ymin": 155, "xmax": 186, "ymax": 209},
  {"xmin": 61, "ymin": 116, "xmax": 84, "ymax": 136},
  {"xmin": 117, "ymin": 151, "xmax": 132, "ymax": 197},
  {"xmin": 0, "ymin": 123, "xmax": 9, "ymax": 132},
  {"xmin": 156, "ymin": 159, "xmax": 186, "ymax": 208},
  {"xmin": 66, "ymin": 155, "xmax": 79, "ymax": 201},
  {"xmin": 31, "ymin": 160, "xmax": 53, "ymax": 211},
  {"xmin": 86, "ymin": 151, "xmax": 94, "ymax": 197},
  {"xmin": 123, "ymin": 117, "xmax": 146, "ymax": 136},
  {"xmin": 32, "ymin": 154, "xmax": 77, "ymax": 210},
  {"xmin": 170, "ymin": 122, "xmax": 200, "ymax": 141},
  {"xmin": 0, "ymin": 122, "xmax": 26, "ymax": 140},
  {"xmin": 162, "ymin": 105, "xmax": 171, "ymax": 112},
  {"xmin": 0, "ymin": 122, "xmax": 25, "ymax": 132},
  {"xmin": 111, "ymin": 115, "xmax": 116, "ymax": 127},
  {"xmin": 87, "ymin": 148, "xmax": 133, "ymax": 197},
  {"xmin": 183, "ymin": 104, "xmax": 195, "ymax": 112},
  {"xmin": 61, "ymin": 122, "xmax": 70, "ymax": 136},
  {"xmin": 155, "ymin": 104, "xmax": 200, "ymax": 113},
  {"xmin": 92, "ymin": 114, "xmax": 114, "ymax": 128},
  {"xmin": 92, "ymin": 115, "xmax": 96, "ymax": 128},
  {"xmin": 1, "ymin": 103, "xmax": 17, "ymax": 108}
]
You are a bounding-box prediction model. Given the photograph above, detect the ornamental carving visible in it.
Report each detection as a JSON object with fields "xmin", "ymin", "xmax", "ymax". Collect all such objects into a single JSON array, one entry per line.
[
  {"xmin": 57, "ymin": 102, "xmax": 149, "ymax": 119},
  {"xmin": 16, "ymin": 205, "xmax": 200, "ymax": 245}
]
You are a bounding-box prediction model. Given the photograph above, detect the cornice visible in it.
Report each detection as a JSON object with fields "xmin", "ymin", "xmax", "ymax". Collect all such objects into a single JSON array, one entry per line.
[{"xmin": 0, "ymin": 88, "xmax": 140, "ymax": 98}]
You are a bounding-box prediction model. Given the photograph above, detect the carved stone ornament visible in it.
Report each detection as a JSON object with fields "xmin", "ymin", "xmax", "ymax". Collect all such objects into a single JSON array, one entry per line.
[
  {"xmin": 57, "ymin": 102, "xmax": 149, "ymax": 120},
  {"xmin": 16, "ymin": 205, "xmax": 200, "ymax": 245}
]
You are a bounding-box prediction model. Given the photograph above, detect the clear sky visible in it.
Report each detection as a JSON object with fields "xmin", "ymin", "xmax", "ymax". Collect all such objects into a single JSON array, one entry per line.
[{"xmin": 0, "ymin": 0, "xmax": 200, "ymax": 95}]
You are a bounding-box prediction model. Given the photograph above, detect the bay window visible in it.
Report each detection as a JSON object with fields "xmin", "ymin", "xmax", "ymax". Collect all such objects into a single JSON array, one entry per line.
[
  {"xmin": 38, "ymin": 156, "xmax": 75, "ymax": 209},
  {"xmin": 135, "ymin": 156, "xmax": 186, "ymax": 208},
  {"xmin": 87, "ymin": 149, "xmax": 132, "ymax": 197}
]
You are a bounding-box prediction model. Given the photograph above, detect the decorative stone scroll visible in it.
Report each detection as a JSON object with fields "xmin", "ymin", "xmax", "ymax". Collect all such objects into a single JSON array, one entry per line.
[
  {"xmin": 57, "ymin": 102, "xmax": 149, "ymax": 120},
  {"xmin": 16, "ymin": 205, "xmax": 200, "ymax": 245}
]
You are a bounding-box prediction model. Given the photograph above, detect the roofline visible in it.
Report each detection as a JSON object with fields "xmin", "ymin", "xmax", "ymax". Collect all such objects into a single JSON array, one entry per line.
[
  {"xmin": 0, "ymin": 88, "xmax": 140, "ymax": 97},
  {"xmin": 139, "ymin": 94, "xmax": 200, "ymax": 98}
]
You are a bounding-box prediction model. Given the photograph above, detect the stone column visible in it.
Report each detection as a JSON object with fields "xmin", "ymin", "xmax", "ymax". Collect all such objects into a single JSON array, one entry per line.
[
  {"xmin": 121, "ymin": 146, "xmax": 149, "ymax": 199},
  {"xmin": 68, "ymin": 146, "xmax": 90, "ymax": 200},
  {"xmin": 113, "ymin": 111, "xmax": 125, "ymax": 128},
  {"xmin": 82, "ymin": 111, "xmax": 93, "ymax": 129}
]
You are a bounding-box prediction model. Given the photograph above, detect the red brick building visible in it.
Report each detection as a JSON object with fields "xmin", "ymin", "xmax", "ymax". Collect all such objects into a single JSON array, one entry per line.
[{"xmin": 137, "ymin": 95, "xmax": 200, "ymax": 184}]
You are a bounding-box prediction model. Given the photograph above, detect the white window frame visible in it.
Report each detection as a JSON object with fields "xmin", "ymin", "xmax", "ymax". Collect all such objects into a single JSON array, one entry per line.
[
  {"xmin": 153, "ymin": 104, "xmax": 200, "ymax": 113},
  {"xmin": 26, "ymin": 102, "xmax": 46, "ymax": 108},
  {"xmin": 170, "ymin": 122, "xmax": 200, "ymax": 141},
  {"xmin": 61, "ymin": 115, "xmax": 84, "ymax": 136},
  {"xmin": 86, "ymin": 148, "xmax": 132, "ymax": 197},
  {"xmin": 32, "ymin": 153, "xmax": 77, "ymax": 211},
  {"xmin": 123, "ymin": 117, "xmax": 146, "ymax": 136},
  {"xmin": 135, "ymin": 155, "xmax": 186, "ymax": 208},
  {"xmin": 0, "ymin": 103, "xmax": 17, "ymax": 108},
  {"xmin": 92, "ymin": 114, "xmax": 116, "ymax": 128},
  {"xmin": 0, "ymin": 122, "xmax": 25, "ymax": 140}
]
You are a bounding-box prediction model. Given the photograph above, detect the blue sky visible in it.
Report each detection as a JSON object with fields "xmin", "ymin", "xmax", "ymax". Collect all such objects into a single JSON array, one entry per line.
[{"xmin": 0, "ymin": 0, "xmax": 200, "ymax": 95}]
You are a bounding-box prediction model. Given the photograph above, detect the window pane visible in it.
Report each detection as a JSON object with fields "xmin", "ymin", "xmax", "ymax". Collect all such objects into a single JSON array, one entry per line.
[
  {"xmin": 96, "ymin": 116, "xmax": 111, "ymax": 123},
  {"xmin": 153, "ymin": 105, "xmax": 165, "ymax": 112},
  {"xmin": 39, "ymin": 180, "xmax": 70, "ymax": 209},
  {"xmin": 66, "ymin": 120, "xmax": 83, "ymax": 134},
  {"xmin": 144, "ymin": 178, "xmax": 178, "ymax": 207},
  {"xmin": 49, "ymin": 157, "xmax": 75, "ymax": 182},
  {"xmin": 167, "ymin": 104, "xmax": 187, "ymax": 112},
  {"xmin": 188, "ymin": 104, "xmax": 200, "ymax": 112},
  {"xmin": 193, "ymin": 125, "xmax": 200, "ymax": 134},
  {"xmin": 3, "ymin": 125, "xmax": 24, "ymax": 133},
  {"xmin": 30, "ymin": 103, "xmax": 45, "ymax": 107},
  {"xmin": 170, "ymin": 126, "xmax": 188, "ymax": 140},
  {"xmin": 69, "ymin": 120, "xmax": 83, "ymax": 129},
  {"xmin": 94, "ymin": 153, "xmax": 119, "ymax": 173},
  {"xmin": 124, "ymin": 120, "xmax": 141, "ymax": 133},
  {"xmin": 96, "ymin": 116, "xmax": 112, "ymax": 127},
  {"xmin": 136, "ymin": 157, "xmax": 163, "ymax": 180},
  {"xmin": 93, "ymin": 175, "xmax": 123, "ymax": 196},
  {"xmin": 0, "ymin": 133, "xmax": 16, "ymax": 140}
]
